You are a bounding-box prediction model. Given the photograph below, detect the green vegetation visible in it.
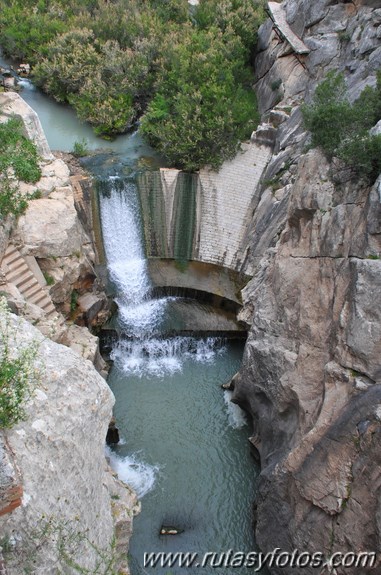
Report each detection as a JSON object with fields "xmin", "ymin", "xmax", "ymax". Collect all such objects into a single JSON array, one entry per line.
[
  {"xmin": 140, "ymin": 26, "xmax": 260, "ymax": 171},
  {"xmin": 70, "ymin": 289, "xmax": 79, "ymax": 312},
  {"xmin": 0, "ymin": 117, "xmax": 41, "ymax": 183},
  {"xmin": 0, "ymin": 116, "xmax": 41, "ymax": 218},
  {"xmin": 338, "ymin": 30, "xmax": 351, "ymax": 43},
  {"xmin": 302, "ymin": 71, "xmax": 381, "ymax": 182},
  {"xmin": 0, "ymin": 0, "xmax": 265, "ymax": 170},
  {"xmin": 0, "ymin": 179, "xmax": 29, "ymax": 220},
  {"xmin": 270, "ymin": 78, "xmax": 282, "ymax": 91},
  {"xmin": 72, "ymin": 138, "xmax": 89, "ymax": 158},
  {"xmin": 43, "ymin": 272, "xmax": 55, "ymax": 285},
  {"xmin": 262, "ymin": 160, "xmax": 291, "ymax": 193},
  {"xmin": 0, "ymin": 297, "xmax": 40, "ymax": 428}
]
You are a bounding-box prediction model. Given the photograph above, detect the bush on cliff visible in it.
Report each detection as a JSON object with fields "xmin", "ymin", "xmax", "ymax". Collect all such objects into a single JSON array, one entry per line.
[
  {"xmin": 0, "ymin": 0, "xmax": 265, "ymax": 170},
  {"xmin": 0, "ymin": 116, "xmax": 41, "ymax": 218},
  {"xmin": 0, "ymin": 297, "xmax": 40, "ymax": 429},
  {"xmin": 302, "ymin": 71, "xmax": 381, "ymax": 182}
]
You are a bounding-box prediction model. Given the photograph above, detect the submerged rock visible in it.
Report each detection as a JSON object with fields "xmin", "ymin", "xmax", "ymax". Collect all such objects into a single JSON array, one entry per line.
[{"xmin": 160, "ymin": 525, "xmax": 184, "ymax": 535}]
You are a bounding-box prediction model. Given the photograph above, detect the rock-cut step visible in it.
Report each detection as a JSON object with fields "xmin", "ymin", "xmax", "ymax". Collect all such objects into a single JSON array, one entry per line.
[{"xmin": 1, "ymin": 244, "xmax": 57, "ymax": 318}]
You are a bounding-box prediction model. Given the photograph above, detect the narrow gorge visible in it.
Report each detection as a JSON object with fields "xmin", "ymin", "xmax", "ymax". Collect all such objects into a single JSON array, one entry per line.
[{"xmin": 0, "ymin": 0, "xmax": 381, "ymax": 574}]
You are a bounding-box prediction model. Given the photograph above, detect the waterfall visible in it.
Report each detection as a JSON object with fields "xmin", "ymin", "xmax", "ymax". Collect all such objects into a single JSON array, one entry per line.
[
  {"xmin": 111, "ymin": 336, "xmax": 223, "ymax": 377},
  {"xmin": 99, "ymin": 175, "xmax": 233, "ymax": 501},
  {"xmin": 99, "ymin": 176, "xmax": 167, "ymax": 337},
  {"xmin": 98, "ymin": 175, "xmax": 223, "ymax": 377}
]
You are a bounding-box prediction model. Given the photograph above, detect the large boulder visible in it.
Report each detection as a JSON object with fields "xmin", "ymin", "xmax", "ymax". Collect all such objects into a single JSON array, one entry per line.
[
  {"xmin": 15, "ymin": 195, "xmax": 87, "ymax": 258},
  {"xmin": 0, "ymin": 313, "xmax": 138, "ymax": 574}
]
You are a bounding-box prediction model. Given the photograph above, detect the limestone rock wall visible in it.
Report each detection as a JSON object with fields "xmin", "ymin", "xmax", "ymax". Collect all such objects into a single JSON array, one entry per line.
[
  {"xmin": 232, "ymin": 1, "xmax": 381, "ymax": 572},
  {"xmin": 0, "ymin": 314, "xmax": 138, "ymax": 574},
  {"xmin": 0, "ymin": 92, "xmax": 111, "ymax": 356},
  {"xmin": 0, "ymin": 92, "xmax": 133, "ymax": 573}
]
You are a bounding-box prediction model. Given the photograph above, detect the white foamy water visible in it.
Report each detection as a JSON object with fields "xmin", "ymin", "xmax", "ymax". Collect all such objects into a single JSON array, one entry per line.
[
  {"xmin": 224, "ymin": 390, "xmax": 248, "ymax": 428},
  {"xmin": 100, "ymin": 178, "xmax": 150, "ymax": 304},
  {"xmin": 18, "ymin": 78, "xmax": 36, "ymax": 91},
  {"xmin": 99, "ymin": 177, "xmax": 168, "ymax": 336},
  {"xmin": 106, "ymin": 447, "xmax": 158, "ymax": 498},
  {"xmin": 111, "ymin": 336, "xmax": 224, "ymax": 377},
  {"xmin": 116, "ymin": 297, "xmax": 167, "ymax": 336},
  {"xmin": 99, "ymin": 178, "xmax": 226, "ymax": 500}
]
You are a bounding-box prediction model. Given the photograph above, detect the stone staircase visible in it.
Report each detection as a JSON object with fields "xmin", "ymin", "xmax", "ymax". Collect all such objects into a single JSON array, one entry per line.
[{"xmin": 1, "ymin": 245, "xmax": 56, "ymax": 317}]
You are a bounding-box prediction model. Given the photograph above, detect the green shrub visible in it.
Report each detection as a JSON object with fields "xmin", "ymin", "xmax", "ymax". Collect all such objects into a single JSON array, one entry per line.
[
  {"xmin": 271, "ymin": 78, "xmax": 282, "ymax": 91},
  {"xmin": 194, "ymin": 0, "xmax": 266, "ymax": 57},
  {"xmin": 338, "ymin": 31, "xmax": 351, "ymax": 43},
  {"xmin": 0, "ymin": 0, "xmax": 265, "ymax": 168},
  {"xmin": 70, "ymin": 289, "xmax": 79, "ymax": 312},
  {"xmin": 140, "ymin": 27, "xmax": 260, "ymax": 171},
  {"xmin": 43, "ymin": 272, "xmax": 55, "ymax": 286},
  {"xmin": 0, "ymin": 297, "xmax": 40, "ymax": 428},
  {"xmin": 302, "ymin": 71, "xmax": 381, "ymax": 182},
  {"xmin": 72, "ymin": 139, "xmax": 89, "ymax": 158},
  {"xmin": 0, "ymin": 116, "xmax": 42, "ymax": 218},
  {"xmin": 0, "ymin": 117, "xmax": 41, "ymax": 183},
  {"xmin": 0, "ymin": 179, "xmax": 29, "ymax": 219},
  {"xmin": 0, "ymin": 3, "xmax": 69, "ymax": 64}
]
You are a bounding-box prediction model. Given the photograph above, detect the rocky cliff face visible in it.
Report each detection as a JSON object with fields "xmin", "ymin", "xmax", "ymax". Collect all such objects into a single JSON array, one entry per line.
[
  {"xmin": 0, "ymin": 313, "xmax": 139, "ymax": 574},
  {"xmin": 233, "ymin": 1, "xmax": 381, "ymax": 572},
  {"xmin": 0, "ymin": 93, "xmax": 138, "ymax": 572},
  {"xmin": 0, "ymin": 92, "xmax": 111, "ymax": 364}
]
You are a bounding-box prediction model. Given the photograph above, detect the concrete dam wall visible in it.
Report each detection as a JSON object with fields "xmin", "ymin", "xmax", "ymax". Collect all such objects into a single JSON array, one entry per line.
[{"xmin": 138, "ymin": 141, "xmax": 272, "ymax": 276}]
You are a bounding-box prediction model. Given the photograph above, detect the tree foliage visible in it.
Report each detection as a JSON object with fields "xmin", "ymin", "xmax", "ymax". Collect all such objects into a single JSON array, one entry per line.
[
  {"xmin": 141, "ymin": 27, "xmax": 259, "ymax": 171},
  {"xmin": 0, "ymin": 0, "xmax": 265, "ymax": 170},
  {"xmin": 302, "ymin": 71, "xmax": 381, "ymax": 182},
  {"xmin": 194, "ymin": 0, "xmax": 265, "ymax": 57}
]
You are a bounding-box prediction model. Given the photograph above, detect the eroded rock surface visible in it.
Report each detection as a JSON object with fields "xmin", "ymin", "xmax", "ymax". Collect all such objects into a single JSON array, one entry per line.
[
  {"xmin": 233, "ymin": 1, "xmax": 381, "ymax": 572},
  {"xmin": 0, "ymin": 93, "xmax": 111, "ymax": 354},
  {"xmin": 0, "ymin": 314, "xmax": 139, "ymax": 574}
]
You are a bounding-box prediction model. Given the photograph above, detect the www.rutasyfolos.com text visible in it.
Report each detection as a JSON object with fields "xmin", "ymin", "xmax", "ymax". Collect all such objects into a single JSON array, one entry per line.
[{"xmin": 143, "ymin": 548, "xmax": 377, "ymax": 571}]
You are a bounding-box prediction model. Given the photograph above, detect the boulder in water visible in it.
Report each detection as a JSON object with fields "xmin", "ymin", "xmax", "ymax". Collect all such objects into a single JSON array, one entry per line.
[
  {"xmin": 160, "ymin": 525, "xmax": 184, "ymax": 535},
  {"xmin": 106, "ymin": 417, "xmax": 120, "ymax": 445},
  {"xmin": 221, "ymin": 371, "xmax": 238, "ymax": 390},
  {"xmin": 17, "ymin": 63, "xmax": 30, "ymax": 76}
]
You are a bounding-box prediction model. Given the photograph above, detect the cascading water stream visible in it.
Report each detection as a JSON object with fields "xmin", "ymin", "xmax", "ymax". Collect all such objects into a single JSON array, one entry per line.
[
  {"xmin": 99, "ymin": 176, "xmax": 166, "ymax": 337},
  {"xmin": 99, "ymin": 176, "xmax": 224, "ymax": 375},
  {"xmin": 99, "ymin": 175, "xmax": 259, "ymax": 574}
]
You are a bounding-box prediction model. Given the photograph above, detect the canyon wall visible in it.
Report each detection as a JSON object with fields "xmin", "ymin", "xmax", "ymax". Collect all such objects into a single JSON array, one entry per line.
[
  {"xmin": 232, "ymin": 1, "xmax": 381, "ymax": 572},
  {"xmin": 0, "ymin": 93, "xmax": 138, "ymax": 573},
  {"xmin": 0, "ymin": 313, "xmax": 138, "ymax": 575}
]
